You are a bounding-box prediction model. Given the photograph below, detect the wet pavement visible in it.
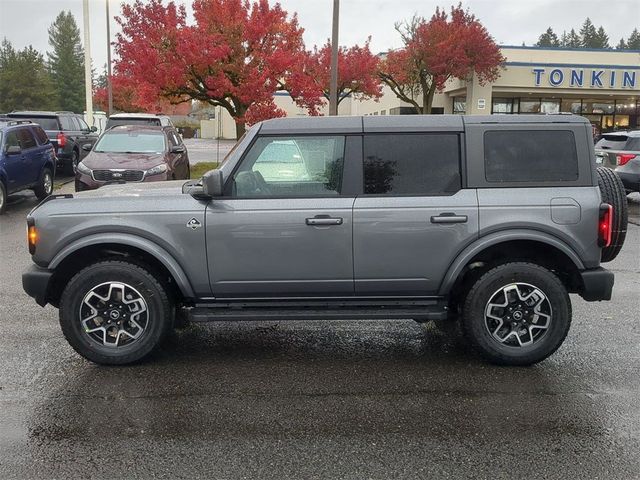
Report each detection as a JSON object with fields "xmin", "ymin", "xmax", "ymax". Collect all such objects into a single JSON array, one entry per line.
[{"xmin": 0, "ymin": 188, "xmax": 639, "ymax": 479}]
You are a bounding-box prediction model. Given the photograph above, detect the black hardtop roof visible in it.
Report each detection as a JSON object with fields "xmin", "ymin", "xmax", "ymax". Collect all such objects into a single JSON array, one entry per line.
[{"xmin": 258, "ymin": 114, "xmax": 590, "ymax": 134}]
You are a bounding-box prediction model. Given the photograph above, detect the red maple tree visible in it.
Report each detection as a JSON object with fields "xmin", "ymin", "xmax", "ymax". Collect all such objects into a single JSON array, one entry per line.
[
  {"xmin": 299, "ymin": 39, "xmax": 383, "ymax": 109},
  {"xmin": 379, "ymin": 4, "xmax": 505, "ymax": 114},
  {"xmin": 113, "ymin": 0, "xmax": 313, "ymax": 138}
]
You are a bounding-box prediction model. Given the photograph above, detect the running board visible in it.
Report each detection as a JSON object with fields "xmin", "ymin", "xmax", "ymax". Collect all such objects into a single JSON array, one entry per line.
[{"xmin": 185, "ymin": 298, "xmax": 448, "ymax": 323}]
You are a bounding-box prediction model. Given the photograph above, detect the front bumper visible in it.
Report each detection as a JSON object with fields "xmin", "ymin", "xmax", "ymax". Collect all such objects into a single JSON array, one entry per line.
[
  {"xmin": 22, "ymin": 265, "xmax": 53, "ymax": 307},
  {"xmin": 579, "ymin": 267, "xmax": 614, "ymax": 301}
]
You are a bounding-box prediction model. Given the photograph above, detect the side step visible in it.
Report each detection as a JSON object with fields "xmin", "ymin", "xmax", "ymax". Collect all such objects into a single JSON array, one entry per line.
[{"xmin": 185, "ymin": 298, "xmax": 448, "ymax": 323}]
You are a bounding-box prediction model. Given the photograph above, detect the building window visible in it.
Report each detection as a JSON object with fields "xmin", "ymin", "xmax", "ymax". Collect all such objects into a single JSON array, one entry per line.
[
  {"xmin": 540, "ymin": 99, "xmax": 560, "ymax": 114},
  {"xmin": 491, "ymin": 98, "xmax": 518, "ymax": 114},
  {"xmin": 561, "ymin": 99, "xmax": 582, "ymax": 114},
  {"xmin": 520, "ymin": 99, "xmax": 541, "ymax": 113},
  {"xmin": 453, "ymin": 96, "xmax": 466, "ymax": 114},
  {"xmin": 380, "ymin": 110, "xmax": 386, "ymax": 115}
]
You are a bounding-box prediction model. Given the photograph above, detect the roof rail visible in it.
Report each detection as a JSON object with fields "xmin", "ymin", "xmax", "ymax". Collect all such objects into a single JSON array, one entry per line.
[{"xmin": 0, "ymin": 119, "xmax": 34, "ymax": 126}]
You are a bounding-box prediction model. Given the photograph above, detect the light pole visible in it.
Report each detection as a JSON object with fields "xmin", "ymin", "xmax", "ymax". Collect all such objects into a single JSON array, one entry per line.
[
  {"xmin": 82, "ymin": 0, "xmax": 93, "ymax": 126},
  {"xmin": 329, "ymin": 0, "xmax": 339, "ymax": 116},
  {"xmin": 106, "ymin": 0, "xmax": 113, "ymax": 116}
]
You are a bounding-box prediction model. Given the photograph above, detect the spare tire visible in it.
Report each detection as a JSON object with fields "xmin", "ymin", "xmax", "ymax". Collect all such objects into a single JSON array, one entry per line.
[{"xmin": 596, "ymin": 166, "xmax": 628, "ymax": 262}]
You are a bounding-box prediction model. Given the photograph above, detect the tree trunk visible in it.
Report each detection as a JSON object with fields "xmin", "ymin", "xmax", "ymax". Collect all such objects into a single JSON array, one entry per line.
[
  {"xmin": 234, "ymin": 120, "xmax": 246, "ymax": 139},
  {"xmin": 421, "ymin": 84, "xmax": 436, "ymax": 114}
]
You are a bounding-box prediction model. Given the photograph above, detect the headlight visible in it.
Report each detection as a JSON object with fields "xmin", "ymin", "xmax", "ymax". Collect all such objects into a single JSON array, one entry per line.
[
  {"xmin": 76, "ymin": 161, "xmax": 92, "ymax": 175},
  {"xmin": 145, "ymin": 164, "xmax": 168, "ymax": 176}
]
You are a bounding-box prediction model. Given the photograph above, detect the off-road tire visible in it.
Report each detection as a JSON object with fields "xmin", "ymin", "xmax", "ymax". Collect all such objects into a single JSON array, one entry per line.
[
  {"xmin": 34, "ymin": 168, "xmax": 53, "ymax": 200},
  {"xmin": 597, "ymin": 166, "xmax": 628, "ymax": 262},
  {"xmin": 59, "ymin": 260, "xmax": 173, "ymax": 365},
  {"xmin": 462, "ymin": 262, "xmax": 571, "ymax": 366}
]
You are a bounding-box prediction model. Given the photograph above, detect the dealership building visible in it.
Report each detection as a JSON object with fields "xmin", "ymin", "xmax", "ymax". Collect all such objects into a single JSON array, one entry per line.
[{"xmin": 203, "ymin": 46, "xmax": 640, "ymax": 139}]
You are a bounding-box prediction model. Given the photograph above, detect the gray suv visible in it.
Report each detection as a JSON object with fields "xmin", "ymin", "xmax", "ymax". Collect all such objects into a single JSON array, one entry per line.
[{"xmin": 22, "ymin": 115, "xmax": 628, "ymax": 366}]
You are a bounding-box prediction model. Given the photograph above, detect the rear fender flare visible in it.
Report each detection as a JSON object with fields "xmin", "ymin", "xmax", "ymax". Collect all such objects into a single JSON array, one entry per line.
[{"xmin": 438, "ymin": 229, "xmax": 585, "ymax": 296}]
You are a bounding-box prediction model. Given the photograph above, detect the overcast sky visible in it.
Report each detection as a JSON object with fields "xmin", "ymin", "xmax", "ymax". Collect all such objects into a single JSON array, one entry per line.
[{"xmin": 1, "ymin": 0, "xmax": 639, "ymax": 74}]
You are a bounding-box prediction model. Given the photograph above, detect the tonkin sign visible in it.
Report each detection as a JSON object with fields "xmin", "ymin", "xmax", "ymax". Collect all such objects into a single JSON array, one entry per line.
[{"xmin": 532, "ymin": 67, "xmax": 638, "ymax": 89}]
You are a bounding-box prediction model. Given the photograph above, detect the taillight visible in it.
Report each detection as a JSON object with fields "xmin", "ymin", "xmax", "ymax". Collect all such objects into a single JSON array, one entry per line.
[
  {"xmin": 27, "ymin": 217, "xmax": 37, "ymax": 254},
  {"xmin": 616, "ymin": 153, "xmax": 635, "ymax": 166},
  {"xmin": 57, "ymin": 132, "xmax": 66, "ymax": 148},
  {"xmin": 598, "ymin": 204, "xmax": 613, "ymax": 248}
]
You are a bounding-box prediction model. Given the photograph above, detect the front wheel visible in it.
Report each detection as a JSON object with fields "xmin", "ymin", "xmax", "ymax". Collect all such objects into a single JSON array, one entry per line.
[
  {"xmin": 59, "ymin": 260, "xmax": 173, "ymax": 365},
  {"xmin": 34, "ymin": 168, "xmax": 53, "ymax": 200},
  {"xmin": 462, "ymin": 262, "xmax": 571, "ymax": 366},
  {"xmin": 64, "ymin": 150, "xmax": 79, "ymax": 176}
]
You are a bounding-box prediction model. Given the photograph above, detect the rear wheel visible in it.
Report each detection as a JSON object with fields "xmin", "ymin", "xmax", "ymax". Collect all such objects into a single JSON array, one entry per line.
[
  {"xmin": 0, "ymin": 181, "xmax": 6, "ymax": 215},
  {"xmin": 64, "ymin": 149, "xmax": 79, "ymax": 176},
  {"xmin": 462, "ymin": 262, "xmax": 571, "ymax": 366},
  {"xmin": 34, "ymin": 168, "xmax": 53, "ymax": 200},
  {"xmin": 597, "ymin": 166, "xmax": 628, "ymax": 262},
  {"xmin": 59, "ymin": 260, "xmax": 173, "ymax": 365}
]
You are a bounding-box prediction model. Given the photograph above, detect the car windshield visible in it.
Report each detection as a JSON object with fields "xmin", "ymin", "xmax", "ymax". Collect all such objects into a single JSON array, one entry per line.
[
  {"xmin": 94, "ymin": 131, "xmax": 166, "ymax": 153},
  {"xmin": 10, "ymin": 116, "xmax": 59, "ymax": 130},
  {"xmin": 106, "ymin": 118, "xmax": 161, "ymax": 128}
]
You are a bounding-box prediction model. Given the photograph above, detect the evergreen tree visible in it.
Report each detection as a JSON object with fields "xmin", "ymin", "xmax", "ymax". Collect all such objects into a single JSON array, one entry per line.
[
  {"xmin": 594, "ymin": 26, "xmax": 610, "ymax": 49},
  {"xmin": 579, "ymin": 18, "xmax": 599, "ymax": 47},
  {"xmin": 47, "ymin": 11, "xmax": 85, "ymax": 112},
  {"xmin": 565, "ymin": 29, "xmax": 582, "ymax": 48},
  {"xmin": 616, "ymin": 38, "xmax": 628, "ymax": 50},
  {"xmin": 536, "ymin": 27, "xmax": 560, "ymax": 47},
  {"xmin": 559, "ymin": 30, "xmax": 568, "ymax": 46},
  {"xmin": 627, "ymin": 28, "xmax": 640, "ymax": 49},
  {"xmin": 0, "ymin": 39, "xmax": 57, "ymax": 111}
]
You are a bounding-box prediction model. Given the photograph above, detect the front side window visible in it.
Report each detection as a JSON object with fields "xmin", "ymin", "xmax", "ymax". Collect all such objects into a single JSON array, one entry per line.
[
  {"xmin": 363, "ymin": 134, "xmax": 461, "ymax": 195},
  {"xmin": 231, "ymin": 136, "xmax": 345, "ymax": 197},
  {"xmin": 94, "ymin": 131, "xmax": 166, "ymax": 154},
  {"xmin": 484, "ymin": 130, "xmax": 579, "ymax": 183}
]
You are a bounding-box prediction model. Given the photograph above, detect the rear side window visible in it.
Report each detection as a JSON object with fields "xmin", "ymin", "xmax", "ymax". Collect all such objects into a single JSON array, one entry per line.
[
  {"xmin": 363, "ymin": 134, "xmax": 461, "ymax": 195},
  {"xmin": 624, "ymin": 137, "xmax": 640, "ymax": 151},
  {"xmin": 32, "ymin": 126, "xmax": 49, "ymax": 145},
  {"xmin": 17, "ymin": 128, "xmax": 37, "ymax": 149},
  {"xmin": 484, "ymin": 130, "xmax": 578, "ymax": 183}
]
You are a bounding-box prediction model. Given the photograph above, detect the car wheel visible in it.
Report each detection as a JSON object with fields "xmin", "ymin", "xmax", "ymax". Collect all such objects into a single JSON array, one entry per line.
[
  {"xmin": 64, "ymin": 149, "xmax": 79, "ymax": 176},
  {"xmin": 461, "ymin": 262, "xmax": 571, "ymax": 366},
  {"xmin": 0, "ymin": 181, "xmax": 6, "ymax": 215},
  {"xmin": 597, "ymin": 167, "xmax": 628, "ymax": 262},
  {"xmin": 34, "ymin": 168, "xmax": 53, "ymax": 200},
  {"xmin": 59, "ymin": 260, "xmax": 173, "ymax": 365}
]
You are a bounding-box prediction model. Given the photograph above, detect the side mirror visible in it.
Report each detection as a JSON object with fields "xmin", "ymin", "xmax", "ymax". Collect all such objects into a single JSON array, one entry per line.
[
  {"xmin": 170, "ymin": 144, "xmax": 186, "ymax": 154},
  {"xmin": 90, "ymin": 125, "xmax": 98, "ymax": 133},
  {"xmin": 81, "ymin": 143, "xmax": 92, "ymax": 152},
  {"xmin": 202, "ymin": 169, "xmax": 223, "ymax": 197},
  {"xmin": 6, "ymin": 145, "xmax": 21, "ymax": 155}
]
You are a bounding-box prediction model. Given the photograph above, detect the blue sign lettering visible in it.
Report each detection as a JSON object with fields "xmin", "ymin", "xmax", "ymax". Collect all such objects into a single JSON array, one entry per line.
[
  {"xmin": 549, "ymin": 69, "xmax": 564, "ymax": 86},
  {"xmin": 532, "ymin": 68, "xmax": 545, "ymax": 86},
  {"xmin": 623, "ymin": 71, "xmax": 636, "ymax": 88},
  {"xmin": 609, "ymin": 71, "xmax": 616, "ymax": 87},
  {"xmin": 570, "ymin": 70, "xmax": 583, "ymax": 87},
  {"xmin": 591, "ymin": 70, "xmax": 604, "ymax": 87}
]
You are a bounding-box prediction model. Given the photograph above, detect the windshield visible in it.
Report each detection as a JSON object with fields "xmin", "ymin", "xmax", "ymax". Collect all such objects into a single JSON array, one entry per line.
[
  {"xmin": 106, "ymin": 118, "xmax": 161, "ymax": 128},
  {"xmin": 94, "ymin": 131, "xmax": 166, "ymax": 153}
]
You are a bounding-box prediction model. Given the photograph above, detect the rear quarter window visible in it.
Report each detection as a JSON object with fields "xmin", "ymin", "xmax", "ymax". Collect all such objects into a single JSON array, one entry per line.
[
  {"xmin": 484, "ymin": 130, "xmax": 578, "ymax": 183},
  {"xmin": 32, "ymin": 126, "xmax": 49, "ymax": 145},
  {"xmin": 624, "ymin": 137, "xmax": 640, "ymax": 151}
]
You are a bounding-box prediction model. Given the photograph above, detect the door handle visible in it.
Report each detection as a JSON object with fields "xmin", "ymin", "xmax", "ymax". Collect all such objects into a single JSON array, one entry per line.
[
  {"xmin": 430, "ymin": 213, "xmax": 468, "ymax": 224},
  {"xmin": 306, "ymin": 215, "xmax": 343, "ymax": 226}
]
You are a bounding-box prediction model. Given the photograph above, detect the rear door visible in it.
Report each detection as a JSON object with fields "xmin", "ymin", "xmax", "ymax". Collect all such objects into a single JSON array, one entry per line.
[
  {"xmin": 16, "ymin": 127, "xmax": 40, "ymax": 185},
  {"xmin": 206, "ymin": 134, "xmax": 357, "ymax": 298},
  {"xmin": 353, "ymin": 132, "xmax": 478, "ymax": 296},
  {"xmin": 2, "ymin": 130, "xmax": 26, "ymax": 190}
]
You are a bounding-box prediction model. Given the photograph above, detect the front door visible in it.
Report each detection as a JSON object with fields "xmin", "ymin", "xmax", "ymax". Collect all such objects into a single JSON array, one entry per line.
[
  {"xmin": 206, "ymin": 134, "xmax": 355, "ymax": 298},
  {"xmin": 353, "ymin": 133, "xmax": 478, "ymax": 296}
]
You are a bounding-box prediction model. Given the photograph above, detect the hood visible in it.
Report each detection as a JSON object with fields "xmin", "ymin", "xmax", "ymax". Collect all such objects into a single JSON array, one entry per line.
[
  {"xmin": 74, "ymin": 180, "xmax": 188, "ymax": 198},
  {"xmin": 81, "ymin": 151, "xmax": 167, "ymax": 170}
]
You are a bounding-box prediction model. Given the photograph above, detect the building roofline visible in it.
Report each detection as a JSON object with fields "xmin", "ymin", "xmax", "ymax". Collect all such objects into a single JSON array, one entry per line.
[{"xmin": 500, "ymin": 44, "xmax": 640, "ymax": 54}]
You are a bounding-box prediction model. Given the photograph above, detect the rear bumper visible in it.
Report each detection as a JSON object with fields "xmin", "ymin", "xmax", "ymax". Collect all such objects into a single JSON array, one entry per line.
[
  {"xmin": 22, "ymin": 265, "xmax": 53, "ymax": 307},
  {"xmin": 579, "ymin": 267, "xmax": 614, "ymax": 301}
]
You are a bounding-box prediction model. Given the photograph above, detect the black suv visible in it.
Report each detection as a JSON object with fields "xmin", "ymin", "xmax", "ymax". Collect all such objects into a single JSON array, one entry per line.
[{"xmin": 7, "ymin": 111, "xmax": 99, "ymax": 175}]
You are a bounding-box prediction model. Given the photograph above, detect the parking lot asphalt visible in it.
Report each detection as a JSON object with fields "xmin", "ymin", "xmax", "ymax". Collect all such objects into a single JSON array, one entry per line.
[{"xmin": 0, "ymin": 187, "xmax": 638, "ymax": 479}]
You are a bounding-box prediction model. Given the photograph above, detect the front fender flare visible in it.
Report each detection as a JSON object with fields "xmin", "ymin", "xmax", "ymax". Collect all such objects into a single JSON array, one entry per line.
[
  {"xmin": 438, "ymin": 229, "xmax": 585, "ymax": 296},
  {"xmin": 49, "ymin": 233, "xmax": 196, "ymax": 298}
]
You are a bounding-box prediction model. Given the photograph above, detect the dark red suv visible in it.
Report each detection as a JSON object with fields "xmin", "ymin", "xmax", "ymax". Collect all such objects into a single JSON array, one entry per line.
[{"xmin": 75, "ymin": 125, "xmax": 190, "ymax": 191}]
